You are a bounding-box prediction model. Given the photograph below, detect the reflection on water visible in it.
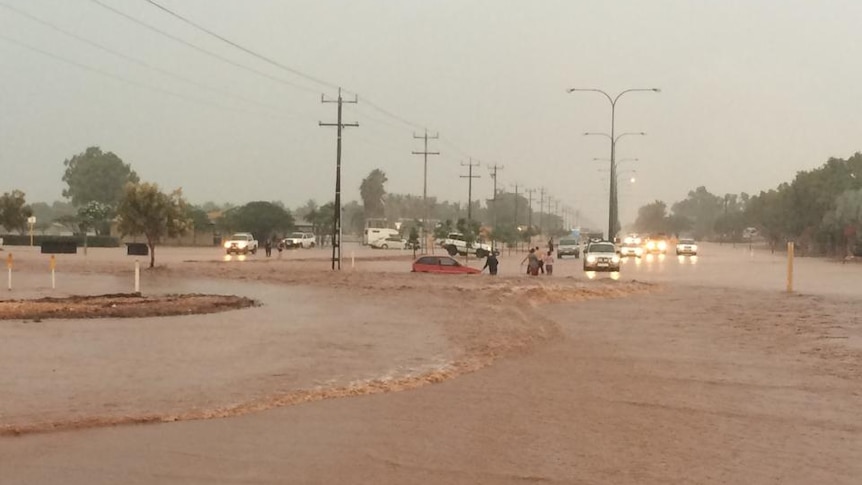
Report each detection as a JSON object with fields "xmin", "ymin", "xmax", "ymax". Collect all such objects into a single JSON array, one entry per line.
[
  {"xmin": 584, "ymin": 270, "xmax": 619, "ymax": 281},
  {"xmin": 645, "ymin": 254, "xmax": 654, "ymax": 263},
  {"xmin": 223, "ymin": 254, "xmax": 248, "ymax": 262},
  {"xmin": 676, "ymin": 255, "xmax": 698, "ymax": 265}
]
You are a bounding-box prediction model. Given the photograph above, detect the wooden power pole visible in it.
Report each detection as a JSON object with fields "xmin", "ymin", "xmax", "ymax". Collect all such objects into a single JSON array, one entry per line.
[{"xmin": 319, "ymin": 87, "xmax": 358, "ymax": 270}]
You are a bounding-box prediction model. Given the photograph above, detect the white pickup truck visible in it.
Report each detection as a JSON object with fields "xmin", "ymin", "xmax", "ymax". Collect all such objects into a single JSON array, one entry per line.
[
  {"xmin": 436, "ymin": 232, "xmax": 492, "ymax": 258},
  {"xmin": 224, "ymin": 232, "xmax": 258, "ymax": 255}
]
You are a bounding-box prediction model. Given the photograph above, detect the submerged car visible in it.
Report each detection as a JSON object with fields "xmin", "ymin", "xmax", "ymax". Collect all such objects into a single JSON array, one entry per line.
[
  {"xmin": 583, "ymin": 241, "xmax": 621, "ymax": 272},
  {"xmin": 676, "ymin": 238, "xmax": 698, "ymax": 255},
  {"xmin": 412, "ymin": 255, "xmax": 480, "ymax": 274}
]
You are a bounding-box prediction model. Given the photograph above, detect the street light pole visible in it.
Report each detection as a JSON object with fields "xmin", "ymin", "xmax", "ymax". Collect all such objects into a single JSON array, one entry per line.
[
  {"xmin": 585, "ymin": 131, "xmax": 645, "ymax": 237},
  {"xmin": 584, "ymin": 131, "xmax": 647, "ymax": 238},
  {"xmin": 568, "ymin": 87, "xmax": 659, "ymax": 239}
]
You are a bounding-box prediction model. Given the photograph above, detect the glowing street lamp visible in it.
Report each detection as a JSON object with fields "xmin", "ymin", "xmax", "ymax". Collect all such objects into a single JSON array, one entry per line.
[{"xmin": 568, "ymin": 87, "xmax": 660, "ymax": 238}]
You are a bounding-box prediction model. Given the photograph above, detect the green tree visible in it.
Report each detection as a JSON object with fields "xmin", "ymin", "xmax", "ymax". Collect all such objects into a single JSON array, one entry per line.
[
  {"xmin": 314, "ymin": 202, "xmax": 336, "ymax": 241},
  {"xmin": 634, "ymin": 200, "xmax": 668, "ymax": 234},
  {"xmin": 408, "ymin": 225, "xmax": 420, "ymax": 257},
  {"xmin": 491, "ymin": 223, "xmax": 520, "ymax": 249},
  {"xmin": 433, "ymin": 219, "xmax": 454, "ymax": 240},
  {"xmin": 360, "ymin": 169, "xmax": 388, "ymax": 219},
  {"xmin": 77, "ymin": 201, "xmax": 112, "ymax": 251},
  {"xmin": 62, "ymin": 147, "xmax": 140, "ymax": 208},
  {"xmin": 0, "ymin": 190, "xmax": 32, "ymax": 233},
  {"xmin": 186, "ymin": 205, "xmax": 213, "ymax": 233},
  {"xmin": 342, "ymin": 200, "xmax": 365, "ymax": 235},
  {"xmin": 456, "ymin": 217, "xmax": 481, "ymax": 247},
  {"xmin": 220, "ymin": 201, "xmax": 294, "ymax": 241},
  {"xmin": 117, "ymin": 183, "xmax": 191, "ymax": 268},
  {"xmin": 670, "ymin": 186, "xmax": 723, "ymax": 239}
]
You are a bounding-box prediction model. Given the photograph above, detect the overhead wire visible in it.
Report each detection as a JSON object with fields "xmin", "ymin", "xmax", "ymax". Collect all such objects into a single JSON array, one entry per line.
[
  {"xmin": 0, "ymin": 33, "xmax": 298, "ymax": 121},
  {"xmin": 142, "ymin": 0, "xmax": 339, "ymax": 92},
  {"xmin": 87, "ymin": 0, "xmax": 321, "ymax": 96},
  {"xmin": 0, "ymin": 1, "xmax": 314, "ymax": 122},
  {"xmin": 96, "ymin": 0, "xmax": 492, "ymax": 199},
  {"xmin": 140, "ymin": 0, "xmax": 439, "ymax": 135}
]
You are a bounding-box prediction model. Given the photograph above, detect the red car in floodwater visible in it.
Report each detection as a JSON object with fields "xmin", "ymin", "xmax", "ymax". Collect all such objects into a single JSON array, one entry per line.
[{"xmin": 412, "ymin": 255, "xmax": 481, "ymax": 274}]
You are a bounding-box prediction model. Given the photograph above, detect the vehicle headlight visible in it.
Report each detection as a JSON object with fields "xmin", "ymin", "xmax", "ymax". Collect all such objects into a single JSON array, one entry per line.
[
  {"xmin": 611, "ymin": 255, "xmax": 621, "ymax": 263},
  {"xmin": 691, "ymin": 245, "xmax": 698, "ymax": 251},
  {"xmin": 646, "ymin": 241, "xmax": 655, "ymax": 250},
  {"xmin": 658, "ymin": 241, "xmax": 667, "ymax": 250},
  {"xmin": 635, "ymin": 247, "xmax": 643, "ymax": 255},
  {"xmin": 587, "ymin": 255, "xmax": 597, "ymax": 263},
  {"xmin": 223, "ymin": 242, "xmax": 230, "ymax": 248}
]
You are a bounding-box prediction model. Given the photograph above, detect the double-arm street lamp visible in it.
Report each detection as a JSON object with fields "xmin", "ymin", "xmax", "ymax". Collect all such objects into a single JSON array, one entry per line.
[
  {"xmin": 568, "ymin": 88, "xmax": 660, "ymax": 239},
  {"xmin": 585, "ymin": 131, "xmax": 645, "ymax": 236}
]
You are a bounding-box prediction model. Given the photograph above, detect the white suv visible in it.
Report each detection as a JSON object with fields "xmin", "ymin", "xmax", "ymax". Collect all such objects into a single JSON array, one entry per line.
[
  {"xmin": 282, "ymin": 232, "xmax": 316, "ymax": 249},
  {"xmin": 436, "ymin": 232, "xmax": 492, "ymax": 257}
]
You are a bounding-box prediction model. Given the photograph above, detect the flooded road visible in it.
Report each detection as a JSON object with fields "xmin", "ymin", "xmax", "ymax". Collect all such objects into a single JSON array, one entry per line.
[
  {"xmin": 1, "ymin": 243, "xmax": 860, "ymax": 484},
  {"xmin": 1, "ymin": 277, "xmax": 454, "ymax": 432}
]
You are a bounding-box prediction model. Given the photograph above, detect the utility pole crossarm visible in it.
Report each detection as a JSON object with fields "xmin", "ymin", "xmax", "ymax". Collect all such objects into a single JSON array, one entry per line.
[
  {"xmin": 319, "ymin": 87, "xmax": 359, "ymax": 271},
  {"xmin": 460, "ymin": 159, "xmax": 481, "ymax": 222},
  {"xmin": 412, "ymin": 130, "xmax": 440, "ymax": 251},
  {"xmin": 488, "ymin": 164, "xmax": 504, "ymax": 251}
]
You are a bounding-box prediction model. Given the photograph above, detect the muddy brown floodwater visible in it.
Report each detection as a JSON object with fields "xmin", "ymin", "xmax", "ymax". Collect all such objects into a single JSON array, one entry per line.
[{"xmin": 1, "ymin": 244, "xmax": 860, "ymax": 484}]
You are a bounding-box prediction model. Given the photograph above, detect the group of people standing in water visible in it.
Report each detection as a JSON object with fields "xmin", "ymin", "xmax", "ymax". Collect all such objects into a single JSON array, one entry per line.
[
  {"xmin": 521, "ymin": 245, "xmax": 555, "ymax": 276},
  {"xmin": 480, "ymin": 240, "xmax": 556, "ymax": 276}
]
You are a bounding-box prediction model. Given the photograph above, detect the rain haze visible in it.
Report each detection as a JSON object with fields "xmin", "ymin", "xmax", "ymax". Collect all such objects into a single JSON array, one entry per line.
[{"xmin": 1, "ymin": 0, "xmax": 861, "ymax": 225}]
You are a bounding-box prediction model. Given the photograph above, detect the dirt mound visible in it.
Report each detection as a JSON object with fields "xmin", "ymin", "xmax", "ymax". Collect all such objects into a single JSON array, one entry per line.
[{"xmin": 0, "ymin": 293, "xmax": 258, "ymax": 321}]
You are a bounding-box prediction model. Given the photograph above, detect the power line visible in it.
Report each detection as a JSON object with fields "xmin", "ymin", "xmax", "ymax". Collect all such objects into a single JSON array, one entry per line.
[
  {"xmin": 142, "ymin": 0, "xmax": 339, "ymax": 91},
  {"xmin": 141, "ymin": 0, "xmax": 436, "ymax": 135},
  {"xmin": 0, "ymin": 33, "xmax": 289, "ymax": 120},
  {"xmin": 0, "ymin": 1, "xmax": 309, "ymax": 121},
  {"xmin": 88, "ymin": 0, "xmax": 321, "ymax": 95}
]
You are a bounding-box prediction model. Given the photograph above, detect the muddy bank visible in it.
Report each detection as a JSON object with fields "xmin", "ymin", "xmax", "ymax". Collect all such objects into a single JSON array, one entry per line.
[{"xmin": 0, "ymin": 293, "xmax": 257, "ymax": 320}]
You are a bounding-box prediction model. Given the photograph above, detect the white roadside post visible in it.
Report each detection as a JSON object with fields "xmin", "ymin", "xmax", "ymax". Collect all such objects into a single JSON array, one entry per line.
[
  {"xmin": 786, "ymin": 241, "xmax": 794, "ymax": 293},
  {"xmin": 351, "ymin": 251, "xmax": 355, "ymax": 270},
  {"xmin": 50, "ymin": 255, "xmax": 56, "ymax": 290},
  {"xmin": 134, "ymin": 260, "xmax": 141, "ymax": 293},
  {"xmin": 27, "ymin": 216, "xmax": 36, "ymax": 246},
  {"xmin": 6, "ymin": 253, "xmax": 12, "ymax": 291}
]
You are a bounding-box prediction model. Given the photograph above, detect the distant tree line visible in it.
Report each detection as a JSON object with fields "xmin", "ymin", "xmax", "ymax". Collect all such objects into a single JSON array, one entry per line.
[{"xmin": 633, "ymin": 153, "xmax": 862, "ymax": 256}]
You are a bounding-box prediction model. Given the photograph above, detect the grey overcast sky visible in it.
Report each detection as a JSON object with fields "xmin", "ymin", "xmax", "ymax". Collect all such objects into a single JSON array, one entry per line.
[{"xmin": 1, "ymin": 0, "xmax": 860, "ymax": 227}]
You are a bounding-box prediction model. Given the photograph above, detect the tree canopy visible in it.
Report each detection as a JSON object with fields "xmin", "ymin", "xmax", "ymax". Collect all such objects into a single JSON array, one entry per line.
[
  {"xmin": 116, "ymin": 182, "xmax": 190, "ymax": 268},
  {"xmin": 62, "ymin": 147, "xmax": 140, "ymax": 208},
  {"xmin": 0, "ymin": 190, "xmax": 32, "ymax": 233},
  {"xmin": 219, "ymin": 201, "xmax": 294, "ymax": 241},
  {"xmin": 360, "ymin": 169, "xmax": 387, "ymax": 219}
]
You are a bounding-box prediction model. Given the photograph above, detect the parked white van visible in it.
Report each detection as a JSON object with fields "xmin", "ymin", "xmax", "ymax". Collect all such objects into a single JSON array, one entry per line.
[{"xmin": 363, "ymin": 227, "xmax": 400, "ymax": 245}]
